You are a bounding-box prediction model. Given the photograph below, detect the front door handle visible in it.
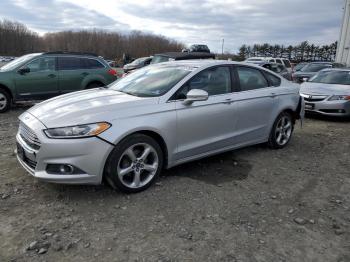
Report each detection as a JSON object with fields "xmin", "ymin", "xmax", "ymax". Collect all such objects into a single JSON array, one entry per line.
[
  {"xmin": 270, "ymin": 93, "xmax": 277, "ymax": 98},
  {"xmin": 222, "ymin": 98, "xmax": 233, "ymax": 104},
  {"xmin": 81, "ymin": 72, "xmax": 89, "ymax": 76},
  {"xmin": 47, "ymin": 74, "xmax": 56, "ymax": 78}
]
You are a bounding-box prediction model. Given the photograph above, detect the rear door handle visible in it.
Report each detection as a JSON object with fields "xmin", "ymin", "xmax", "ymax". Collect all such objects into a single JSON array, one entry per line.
[
  {"xmin": 47, "ymin": 74, "xmax": 56, "ymax": 78},
  {"xmin": 270, "ymin": 92, "xmax": 277, "ymax": 98}
]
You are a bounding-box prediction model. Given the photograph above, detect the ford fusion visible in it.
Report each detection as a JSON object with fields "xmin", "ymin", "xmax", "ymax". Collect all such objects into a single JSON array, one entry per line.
[
  {"xmin": 300, "ymin": 68, "xmax": 350, "ymax": 117},
  {"xmin": 16, "ymin": 61, "xmax": 303, "ymax": 193}
]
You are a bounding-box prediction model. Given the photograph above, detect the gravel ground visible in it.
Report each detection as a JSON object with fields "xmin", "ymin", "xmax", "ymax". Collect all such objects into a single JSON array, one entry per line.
[{"xmin": 0, "ymin": 107, "xmax": 349, "ymax": 262}]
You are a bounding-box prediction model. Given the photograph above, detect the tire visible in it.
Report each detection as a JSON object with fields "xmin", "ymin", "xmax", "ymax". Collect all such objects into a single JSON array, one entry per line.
[
  {"xmin": 86, "ymin": 82, "xmax": 104, "ymax": 89},
  {"xmin": 104, "ymin": 134, "xmax": 163, "ymax": 193},
  {"xmin": 268, "ymin": 111, "xmax": 294, "ymax": 149},
  {"xmin": 0, "ymin": 89, "xmax": 11, "ymax": 113}
]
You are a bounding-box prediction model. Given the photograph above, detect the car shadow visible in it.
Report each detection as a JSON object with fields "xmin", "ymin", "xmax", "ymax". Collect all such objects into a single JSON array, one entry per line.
[
  {"xmin": 305, "ymin": 113, "xmax": 350, "ymax": 122},
  {"xmin": 163, "ymin": 150, "xmax": 252, "ymax": 186}
]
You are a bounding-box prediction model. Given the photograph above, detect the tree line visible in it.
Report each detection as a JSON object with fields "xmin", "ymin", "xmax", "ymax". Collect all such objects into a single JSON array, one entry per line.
[
  {"xmin": 0, "ymin": 20, "xmax": 184, "ymax": 59},
  {"xmin": 0, "ymin": 19, "xmax": 338, "ymax": 63},
  {"xmin": 237, "ymin": 41, "xmax": 338, "ymax": 62}
]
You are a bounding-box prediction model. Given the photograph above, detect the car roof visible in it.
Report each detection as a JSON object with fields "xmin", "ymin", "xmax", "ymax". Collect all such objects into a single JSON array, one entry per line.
[
  {"xmin": 320, "ymin": 67, "xmax": 350, "ymax": 72},
  {"xmin": 154, "ymin": 52, "xmax": 215, "ymax": 59}
]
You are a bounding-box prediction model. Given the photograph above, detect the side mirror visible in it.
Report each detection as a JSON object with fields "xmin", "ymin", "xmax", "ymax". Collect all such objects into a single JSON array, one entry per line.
[
  {"xmin": 18, "ymin": 67, "xmax": 30, "ymax": 75},
  {"xmin": 183, "ymin": 89, "xmax": 209, "ymax": 105}
]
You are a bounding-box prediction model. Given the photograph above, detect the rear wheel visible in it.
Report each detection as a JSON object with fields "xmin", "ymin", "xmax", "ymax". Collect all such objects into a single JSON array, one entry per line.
[
  {"xmin": 268, "ymin": 112, "xmax": 294, "ymax": 149},
  {"xmin": 0, "ymin": 89, "xmax": 11, "ymax": 113},
  {"xmin": 104, "ymin": 134, "xmax": 163, "ymax": 193}
]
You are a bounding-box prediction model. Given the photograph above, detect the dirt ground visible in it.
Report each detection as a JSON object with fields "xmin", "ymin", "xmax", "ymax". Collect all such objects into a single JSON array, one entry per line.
[{"xmin": 0, "ymin": 107, "xmax": 349, "ymax": 262}]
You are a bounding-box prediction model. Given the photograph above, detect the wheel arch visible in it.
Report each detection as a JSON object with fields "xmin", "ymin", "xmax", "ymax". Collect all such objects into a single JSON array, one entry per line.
[{"xmin": 0, "ymin": 83, "xmax": 13, "ymax": 102}]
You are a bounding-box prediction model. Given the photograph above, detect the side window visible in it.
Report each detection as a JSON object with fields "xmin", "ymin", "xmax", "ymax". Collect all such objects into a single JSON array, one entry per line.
[
  {"xmin": 269, "ymin": 59, "xmax": 275, "ymax": 63},
  {"xmin": 283, "ymin": 59, "xmax": 291, "ymax": 68},
  {"xmin": 276, "ymin": 59, "xmax": 282, "ymax": 64},
  {"xmin": 58, "ymin": 57, "xmax": 82, "ymax": 70},
  {"xmin": 237, "ymin": 66, "xmax": 269, "ymax": 91},
  {"xmin": 83, "ymin": 58, "xmax": 104, "ymax": 69},
  {"xmin": 183, "ymin": 66, "xmax": 231, "ymax": 97},
  {"xmin": 264, "ymin": 72, "xmax": 281, "ymax": 87},
  {"xmin": 26, "ymin": 57, "xmax": 55, "ymax": 72}
]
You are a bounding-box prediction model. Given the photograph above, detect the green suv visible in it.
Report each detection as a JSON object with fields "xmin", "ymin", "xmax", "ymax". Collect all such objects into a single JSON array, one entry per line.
[{"xmin": 0, "ymin": 52, "xmax": 118, "ymax": 113}]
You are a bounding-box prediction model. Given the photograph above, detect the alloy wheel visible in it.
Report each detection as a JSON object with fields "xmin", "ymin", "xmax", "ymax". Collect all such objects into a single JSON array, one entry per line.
[
  {"xmin": 117, "ymin": 143, "xmax": 159, "ymax": 189},
  {"xmin": 275, "ymin": 115, "xmax": 292, "ymax": 146},
  {"xmin": 0, "ymin": 93, "xmax": 8, "ymax": 110}
]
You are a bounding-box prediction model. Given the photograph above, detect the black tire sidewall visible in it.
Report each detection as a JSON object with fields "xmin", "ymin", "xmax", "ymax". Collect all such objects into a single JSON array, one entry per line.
[
  {"xmin": 86, "ymin": 82, "xmax": 103, "ymax": 89},
  {"xmin": 268, "ymin": 112, "xmax": 294, "ymax": 149},
  {"xmin": 104, "ymin": 134, "xmax": 163, "ymax": 193},
  {"xmin": 0, "ymin": 89, "xmax": 11, "ymax": 113}
]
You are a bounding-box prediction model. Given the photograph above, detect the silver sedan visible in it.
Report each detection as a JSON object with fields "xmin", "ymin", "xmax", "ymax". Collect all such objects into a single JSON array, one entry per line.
[
  {"xmin": 16, "ymin": 60, "xmax": 303, "ymax": 193},
  {"xmin": 300, "ymin": 68, "xmax": 350, "ymax": 117}
]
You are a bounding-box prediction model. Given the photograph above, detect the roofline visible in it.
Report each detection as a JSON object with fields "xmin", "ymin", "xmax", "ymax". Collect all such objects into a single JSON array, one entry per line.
[{"xmin": 43, "ymin": 51, "xmax": 98, "ymax": 57}]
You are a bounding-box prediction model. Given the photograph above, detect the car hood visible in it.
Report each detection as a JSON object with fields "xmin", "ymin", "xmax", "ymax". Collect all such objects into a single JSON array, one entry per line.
[
  {"xmin": 293, "ymin": 72, "xmax": 315, "ymax": 78},
  {"xmin": 300, "ymin": 82, "xmax": 350, "ymax": 95},
  {"xmin": 26, "ymin": 88, "xmax": 157, "ymax": 128}
]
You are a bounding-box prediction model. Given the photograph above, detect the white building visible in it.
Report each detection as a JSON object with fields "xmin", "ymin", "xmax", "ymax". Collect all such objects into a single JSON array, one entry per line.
[{"xmin": 336, "ymin": 0, "xmax": 350, "ymax": 66}]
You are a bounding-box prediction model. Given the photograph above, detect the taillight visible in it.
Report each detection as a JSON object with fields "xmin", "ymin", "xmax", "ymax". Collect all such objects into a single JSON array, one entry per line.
[{"xmin": 108, "ymin": 69, "xmax": 117, "ymax": 76}]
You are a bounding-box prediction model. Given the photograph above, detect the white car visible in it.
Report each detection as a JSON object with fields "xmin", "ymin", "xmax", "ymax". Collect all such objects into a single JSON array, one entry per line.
[{"xmin": 245, "ymin": 57, "xmax": 292, "ymax": 73}]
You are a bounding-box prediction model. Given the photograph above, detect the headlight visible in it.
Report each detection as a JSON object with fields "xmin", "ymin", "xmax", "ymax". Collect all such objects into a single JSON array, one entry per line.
[
  {"xmin": 44, "ymin": 122, "xmax": 111, "ymax": 138},
  {"xmin": 328, "ymin": 95, "xmax": 350, "ymax": 101}
]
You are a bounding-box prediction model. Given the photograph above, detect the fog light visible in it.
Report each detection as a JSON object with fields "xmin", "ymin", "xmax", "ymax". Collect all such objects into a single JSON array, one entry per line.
[{"xmin": 46, "ymin": 164, "xmax": 84, "ymax": 175}]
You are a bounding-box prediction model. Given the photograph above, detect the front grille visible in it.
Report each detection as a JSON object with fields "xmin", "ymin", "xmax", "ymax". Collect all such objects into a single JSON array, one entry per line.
[
  {"xmin": 19, "ymin": 122, "xmax": 41, "ymax": 150},
  {"xmin": 302, "ymin": 94, "xmax": 328, "ymax": 102}
]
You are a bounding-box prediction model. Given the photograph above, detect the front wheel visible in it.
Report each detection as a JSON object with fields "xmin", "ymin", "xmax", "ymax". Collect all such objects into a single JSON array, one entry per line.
[
  {"xmin": 268, "ymin": 112, "xmax": 294, "ymax": 149},
  {"xmin": 0, "ymin": 89, "xmax": 11, "ymax": 113},
  {"xmin": 104, "ymin": 134, "xmax": 163, "ymax": 193}
]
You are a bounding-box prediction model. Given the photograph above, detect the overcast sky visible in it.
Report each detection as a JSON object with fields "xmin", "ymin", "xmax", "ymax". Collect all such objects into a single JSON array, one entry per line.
[{"xmin": 0, "ymin": 0, "xmax": 346, "ymax": 53}]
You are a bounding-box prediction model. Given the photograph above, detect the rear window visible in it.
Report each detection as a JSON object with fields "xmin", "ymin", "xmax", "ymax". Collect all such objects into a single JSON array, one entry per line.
[
  {"xmin": 276, "ymin": 59, "xmax": 282, "ymax": 64},
  {"xmin": 82, "ymin": 58, "xmax": 104, "ymax": 69},
  {"xmin": 58, "ymin": 57, "xmax": 82, "ymax": 70},
  {"xmin": 151, "ymin": 55, "xmax": 170, "ymax": 64},
  {"xmin": 283, "ymin": 59, "xmax": 291, "ymax": 68}
]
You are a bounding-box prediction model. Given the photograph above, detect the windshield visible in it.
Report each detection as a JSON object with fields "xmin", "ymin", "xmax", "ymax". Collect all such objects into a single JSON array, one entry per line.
[
  {"xmin": 295, "ymin": 63, "xmax": 307, "ymax": 71},
  {"xmin": 150, "ymin": 55, "xmax": 170, "ymax": 64},
  {"xmin": 130, "ymin": 57, "xmax": 147, "ymax": 65},
  {"xmin": 0, "ymin": 53, "xmax": 40, "ymax": 71},
  {"xmin": 109, "ymin": 65, "xmax": 192, "ymax": 97},
  {"xmin": 301, "ymin": 63, "xmax": 331, "ymax": 73},
  {"xmin": 309, "ymin": 70, "xmax": 350, "ymax": 85}
]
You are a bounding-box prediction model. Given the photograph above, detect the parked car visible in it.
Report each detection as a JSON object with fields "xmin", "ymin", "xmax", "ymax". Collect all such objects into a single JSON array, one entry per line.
[
  {"xmin": 247, "ymin": 61, "xmax": 292, "ymax": 81},
  {"xmin": 300, "ymin": 68, "xmax": 350, "ymax": 117},
  {"xmin": 16, "ymin": 60, "xmax": 303, "ymax": 193},
  {"xmin": 151, "ymin": 52, "xmax": 215, "ymax": 64},
  {"xmin": 182, "ymin": 44, "xmax": 211, "ymax": 53},
  {"xmin": 0, "ymin": 52, "xmax": 118, "ymax": 113},
  {"xmin": 245, "ymin": 57, "xmax": 292, "ymax": 73},
  {"xmin": 123, "ymin": 57, "xmax": 152, "ymax": 73},
  {"xmin": 293, "ymin": 62, "xmax": 309, "ymax": 72},
  {"xmin": 292, "ymin": 62, "xmax": 344, "ymax": 83}
]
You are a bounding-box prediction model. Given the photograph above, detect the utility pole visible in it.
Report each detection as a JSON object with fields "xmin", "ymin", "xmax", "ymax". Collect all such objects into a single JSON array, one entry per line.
[
  {"xmin": 336, "ymin": 0, "xmax": 350, "ymax": 66},
  {"xmin": 221, "ymin": 39, "xmax": 224, "ymax": 55}
]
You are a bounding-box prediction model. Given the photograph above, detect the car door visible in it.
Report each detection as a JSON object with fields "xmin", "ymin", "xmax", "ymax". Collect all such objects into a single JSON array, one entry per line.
[
  {"xmin": 173, "ymin": 66, "xmax": 239, "ymax": 160},
  {"xmin": 57, "ymin": 56, "xmax": 86, "ymax": 94},
  {"xmin": 233, "ymin": 66, "xmax": 280, "ymax": 144},
  {"xmin": 15, "ymin": 56, "xmax": 58, "ymax": 100}
]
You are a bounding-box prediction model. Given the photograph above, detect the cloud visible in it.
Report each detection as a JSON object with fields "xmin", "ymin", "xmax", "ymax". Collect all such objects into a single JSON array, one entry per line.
[
  {"xmin": 0, "ymin": 0, "xmax": 345, "ymax": 52},
  {"xmin": 0, "ymin": 0, "xmax": 129, "ymax": 33}
]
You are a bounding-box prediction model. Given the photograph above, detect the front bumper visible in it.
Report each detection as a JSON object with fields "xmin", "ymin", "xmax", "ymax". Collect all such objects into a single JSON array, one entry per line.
[
  {"xmin": 16, "ymin": 113, "xmax": 114, "ymax": 185},
  {"xmin": 303, "ymin": 100, "xmax": 350, "ymax": 117}
]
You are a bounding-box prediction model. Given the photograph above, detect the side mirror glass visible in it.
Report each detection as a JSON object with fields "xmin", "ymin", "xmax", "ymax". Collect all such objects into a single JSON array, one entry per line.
[
  {"xmin": 183, "ymin": 89, "xmax": 209, "ymax": 105},
  {"xmin": 18, "ymin": 67, "xmax": 30, "ymax": 75}
]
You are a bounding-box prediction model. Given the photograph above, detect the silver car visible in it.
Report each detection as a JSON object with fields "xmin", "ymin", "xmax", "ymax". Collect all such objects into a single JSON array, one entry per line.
[
  {"xmin": 300, "ymin": 68, "xmax": 350, "ymax": 117},
  {"xmin": 16, "ymin": 60, "xmax": 303, "ymax": 193}
]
